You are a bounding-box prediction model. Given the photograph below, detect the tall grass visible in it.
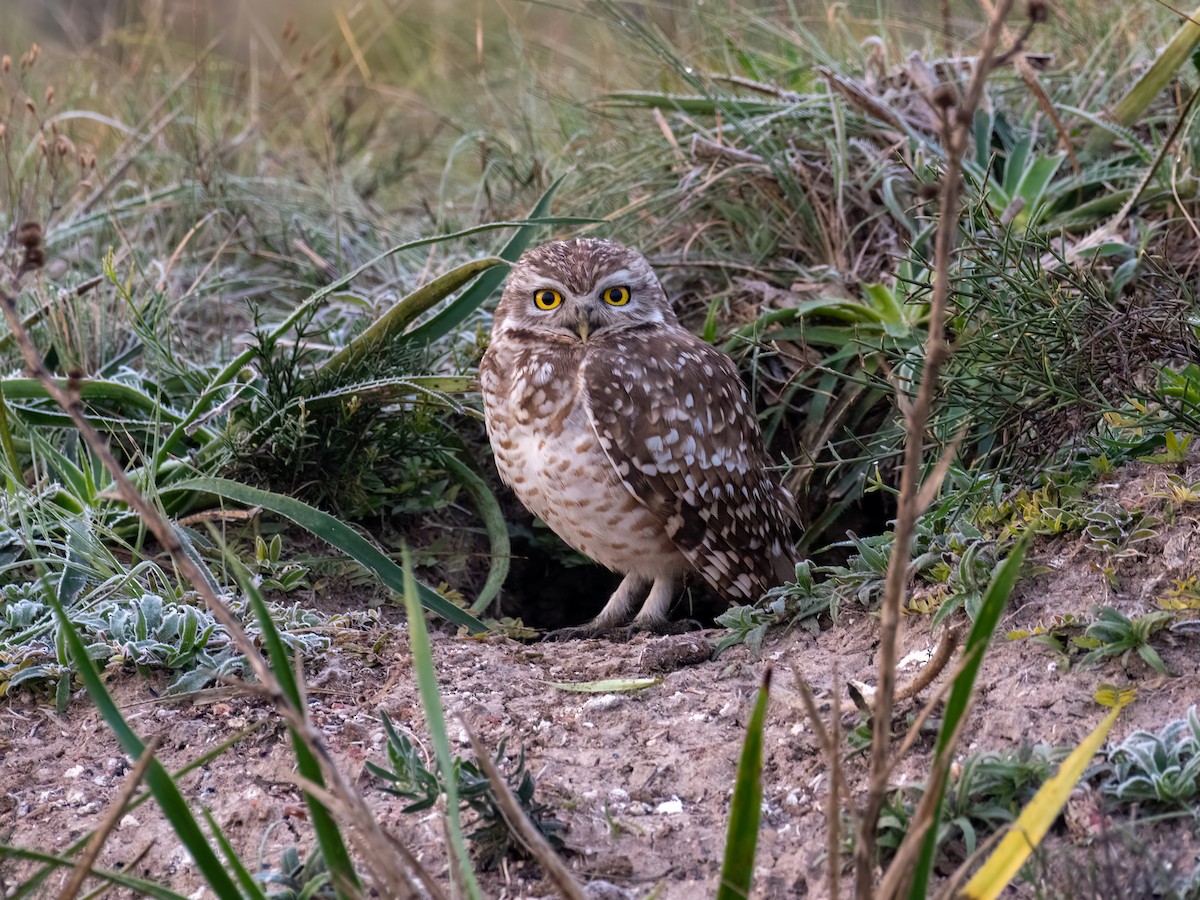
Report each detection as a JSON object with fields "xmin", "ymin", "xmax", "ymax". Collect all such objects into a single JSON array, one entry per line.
[{"xmin": 3, "ymin": 1, "xmax": 1200, "ymax": 897}]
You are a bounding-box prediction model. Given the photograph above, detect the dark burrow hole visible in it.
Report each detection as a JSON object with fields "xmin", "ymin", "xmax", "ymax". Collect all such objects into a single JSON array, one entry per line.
[
  {"xmin": 500, "ymin": 523, "xmax": 730, "ymax": 632},
  {"xmin": 497, "ymin": 489, "xmax": 894, "ymax": 632}
]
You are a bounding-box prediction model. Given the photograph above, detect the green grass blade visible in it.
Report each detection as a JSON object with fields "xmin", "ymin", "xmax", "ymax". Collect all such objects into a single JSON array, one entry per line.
[
  {"xmin": 316, "ymin": 256, "xmax": 507, "ymax": 379},
  {"xmin": 717, "ymin": 666, "xmax": 772, "ymax": 900},
  {"xmin": 399, "ymin": 177, "xmax": 574, "ymax": 348},
  {"xmin": 297, "ymin": 377, "xmax": 475, "ymax": 417},
  {"xmin": 45, "ymin": 533, "xmax": 243, "ymax": 898},
  {"xmin": 202, "ymin": 808, "xmax": 269, "ymax": 900},
  {"xmin": 157, "ymin": 216, "xmax": 588, "ymax": 466},
  {"xmin": 960, "ymin": 695, "xmax": 1132, "ymax": 899},
  {"xmin": 598, "ymin": 90, "xmax": 785, "ymax": 116},
  {"xmin": 10, "ymin": 719, "xmax": 271, "ymax": 900},
  {"xmin": 0, "ymin": 377, "xmax": 187, "ymax": 423},
  {"xmin": 400, "ymin": 547, "xmax": 484, "ymax": 900},
  {"xmin": 0, "ymin": 845, "xmax": 194, "ymax": 900},
  {"xmin": 230, "ymin": 555, "xmax": 359, "ymax": 898},
  {"xmin": 1084, "ymin": 4, "xmax": 1200, "ymax": 156},
  {"xmin": 907, "ymin": 530, "xmax": 1033, "ymax": 899},
  {"xmin": 439, "ymin": 452, "xmax": 510, "ymax": 613},
  {"xmin": 168, "ymin": 477, "xmax": 486, "ymax": 633}
]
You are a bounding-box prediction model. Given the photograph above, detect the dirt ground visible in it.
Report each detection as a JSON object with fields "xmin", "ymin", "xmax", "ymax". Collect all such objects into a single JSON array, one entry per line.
[{"xmin": 2, "ymin": 462, "xmax": 1200, "ymax": 899}]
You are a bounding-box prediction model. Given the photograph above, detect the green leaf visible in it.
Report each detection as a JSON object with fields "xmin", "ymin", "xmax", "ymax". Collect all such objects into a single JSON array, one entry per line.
[
  {"xmin": 1136, "ymin": 643, "xmax": 1171, "ymax": 676},
  {"xmin": 546, "ymin": 677, "xmax": 661, "ymax": 693},
  {"xmin": 717, "ymin": 667, "xmax": 771, "ymax": 900},
  {"xmin": 1002, "ymin": 137, "xmax": 1031, "ymax": 195},
  {"xmin": 203, "ymin": 807, "xmax": 269, "ymax": 900},
  {"xmin": 167, "ymin": 477, "xmax": 486, "ymax": 633},
  {"xmin": 1085, "ymin": 6, "xmax": 1200, "ymax": 155},
  {"xmin": 599, "ymin": 90, "xmax": 786, "ymax": 116},
  {"xmin": 439, "ymin": 453, "xmax": 510, "ymax": 613},
  {"xmin": 316, "ymin": 256, "xmax": 507, "ymax": 378},
  {"xmin": 400, "ymin": 547, "xmax": 484, "ymax": 900},
  {"xmin": 0, "ymin": 376, "xmax": 187, "ymax": 423},
  {"xmin": 401, "ymin": 177, "xmax": 579, "ymax": 348},
  {"xmin": 961, "ymin": 696, "xmax": 1132, "ymax": 899},
  {"xmin": 908, "ymin": 530, "xmax": 1033, "ymax": 899},
  {"xmin": 0, "ymin": 845, "xmax": 194, "ymax": 900},
  {"xmin": 229, "ymin": 554, "xmax": 359, "ymax": 898}
]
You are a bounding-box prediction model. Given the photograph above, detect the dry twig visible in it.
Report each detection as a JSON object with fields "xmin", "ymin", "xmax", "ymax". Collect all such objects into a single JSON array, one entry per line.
[
  {"xmin": 58, "ymin": 737, "xmax": 162, "ymax": 900},
  {"xmin": 464, "ymin": 722, "xmax": 588, "ymax": 900},
  {"xmin": 0, "ymin": 240, "xmax": 430, "ymax": 897},
  {"xmin": 852, "ymin": 2, "xmax": 1029, "ymax": 896}
]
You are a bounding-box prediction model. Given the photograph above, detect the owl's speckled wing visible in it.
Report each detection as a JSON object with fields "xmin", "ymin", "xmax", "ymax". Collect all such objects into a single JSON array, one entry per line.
[{"xmin": 581, "ymin": 327, "xmax": 799, "ymax": 601}]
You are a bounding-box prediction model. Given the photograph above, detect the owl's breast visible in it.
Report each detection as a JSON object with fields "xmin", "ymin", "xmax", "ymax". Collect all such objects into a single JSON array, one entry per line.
[{"xmin": 480, "ymin": 337, "xmax": 683, "ymax": 576}]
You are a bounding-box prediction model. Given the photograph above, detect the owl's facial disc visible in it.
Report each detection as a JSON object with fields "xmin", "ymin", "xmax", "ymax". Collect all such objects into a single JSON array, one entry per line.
[{"xmin": 525, "ymin": 277, "xmax": 635, "ymax": 342}]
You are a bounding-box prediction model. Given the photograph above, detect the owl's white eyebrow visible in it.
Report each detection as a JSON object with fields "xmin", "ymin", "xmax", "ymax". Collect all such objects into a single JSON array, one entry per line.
[
  {"xmin": 530, "ymin": 278, "xmax": 570, "ymax": 294},
  {"xmin": 595, "ymin": 269, "xmax": 636, "ymax": 290}
]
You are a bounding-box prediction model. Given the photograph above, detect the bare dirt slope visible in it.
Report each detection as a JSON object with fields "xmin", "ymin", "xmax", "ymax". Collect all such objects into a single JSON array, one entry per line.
[{"xmin": 2, "ymin": 464, "xmax": 1199, "ymax": 899}]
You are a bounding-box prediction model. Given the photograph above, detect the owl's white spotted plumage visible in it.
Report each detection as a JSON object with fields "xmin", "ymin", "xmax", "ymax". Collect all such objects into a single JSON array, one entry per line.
[{"xmin": 480, "ymin": 238, "xmax": 799, "ymax": 632}]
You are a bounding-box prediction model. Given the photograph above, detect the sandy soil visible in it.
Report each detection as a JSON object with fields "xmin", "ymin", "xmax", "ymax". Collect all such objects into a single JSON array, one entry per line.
[{"xmin": 2, "ymin": 462, "xmax": 1199, "ymax": 899}]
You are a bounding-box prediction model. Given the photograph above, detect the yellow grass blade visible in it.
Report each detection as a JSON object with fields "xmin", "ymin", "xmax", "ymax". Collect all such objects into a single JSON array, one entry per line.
[{"xmin": 960, "ymin": 693, "xmax": 1133, "ymax": 899}]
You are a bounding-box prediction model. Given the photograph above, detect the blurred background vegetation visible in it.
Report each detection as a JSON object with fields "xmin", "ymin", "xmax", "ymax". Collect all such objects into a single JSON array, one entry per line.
[
  {"xmin": 4, "ymin": 3, "xmax": 1200, "ymax": 896},
  {"xmin": 2, "ymin": 0, "xmax": 1198, "ymax": 645}
]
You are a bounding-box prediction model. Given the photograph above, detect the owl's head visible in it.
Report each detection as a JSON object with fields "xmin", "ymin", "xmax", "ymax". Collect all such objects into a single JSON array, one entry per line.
[{"xmin": 493, "ymin": 238, "xmax": 677, "ymax": 342}]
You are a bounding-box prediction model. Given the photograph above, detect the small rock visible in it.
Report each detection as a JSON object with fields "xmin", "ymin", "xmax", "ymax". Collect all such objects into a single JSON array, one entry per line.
[
  {"xmin": 583, "ymin": 880, "xmax": 636, "ymax": 900},
  {"xmin": 655, "ymin": 797, "xmax": 683, "ymax": 815},
  {"xmin": 582, "ymin": 694, "xmax": 623, "ymax": 712},
  {"xmin": 640, "ymin": 635, "xmax": 714, "ymax": 672}
]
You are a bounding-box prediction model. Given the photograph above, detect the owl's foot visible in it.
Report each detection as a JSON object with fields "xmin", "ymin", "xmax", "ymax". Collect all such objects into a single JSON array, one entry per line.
[
  {"xmin": 541, "ymin": 617, "xmax": 704, "ymax": 642},
  {"xmin": 541, "ymin": 622, "xmax": 635, "ymax": 642},
  {"xmin": 542, "ymin": 573, "xmax": 694, "ymax": 641}
]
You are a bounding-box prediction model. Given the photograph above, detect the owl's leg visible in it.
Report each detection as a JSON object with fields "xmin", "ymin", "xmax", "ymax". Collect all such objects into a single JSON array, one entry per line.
[
  {"xmin": 630, "ymin": 575, "xmax": 677, "ymax": 629},
  {"xmin": 543, "ymin": 572, "xmax": 649, "ymax": 641},
  {"xmin": 591, "ymin": 572, "xmax": 651, "ymax": 630}
]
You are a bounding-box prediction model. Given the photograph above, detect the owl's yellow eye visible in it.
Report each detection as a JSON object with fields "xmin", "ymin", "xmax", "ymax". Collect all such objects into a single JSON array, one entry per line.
[
  {"xmin": 603, "ymin": 285, "xmax": 631, "ymax": 306},
  {"xmin": 533, "ymin": 288, "xmax": 563, "ymax": 310}
]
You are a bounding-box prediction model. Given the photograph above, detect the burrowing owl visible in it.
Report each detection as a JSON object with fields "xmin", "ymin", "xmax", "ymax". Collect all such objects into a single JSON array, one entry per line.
[{"xmin": 480, "ymin": 238, "xmax": 799, "ymax": 634}]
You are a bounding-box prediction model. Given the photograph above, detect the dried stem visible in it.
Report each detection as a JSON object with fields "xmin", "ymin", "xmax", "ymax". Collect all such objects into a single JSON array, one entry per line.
[
  {"xmin": 0, "ymin": 272, "xmax": 429, "ymax": 895},
  {"xmin": 791, "ymin": 665, "xmax": 848, "ymax": 898},
  {"xmin": 58, "ymin": 737, "xmax": 162, "ymax": 900},
  {"xmin": 463, "ymin": 722, "xmax": 587, "ymax": 900},
  {"xmin": 852, "ymin": 2, "xmax": 1025, "ymax": 895}
]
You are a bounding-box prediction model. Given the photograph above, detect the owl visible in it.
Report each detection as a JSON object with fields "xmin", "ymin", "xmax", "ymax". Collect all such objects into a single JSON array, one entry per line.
[{"xmin": 479, "ymin": 238, "xmax": 799, "ymax": 635}]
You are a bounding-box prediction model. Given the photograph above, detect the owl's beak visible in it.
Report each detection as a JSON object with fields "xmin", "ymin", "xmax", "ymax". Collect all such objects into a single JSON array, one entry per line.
[{"xmin": 575, "ymin": 309, "xmax": 590, "ymax": 342}]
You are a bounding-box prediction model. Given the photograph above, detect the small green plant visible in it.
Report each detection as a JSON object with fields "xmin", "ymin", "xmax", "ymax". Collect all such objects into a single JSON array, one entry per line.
[
  {"xmin": 1140, "ymin": 430, "xmax": 1193, "ymax": 464},
  {"xmin": 1078, "ymin": 606, "xmax": 1173, "ymax": 676},
  {"xmin": 368, "ymin": 713, "xmax": 442, "ymax": 812},
  {"xmin": 877, "ymin": 744, "xmax": 1067, "ymax": 863},
  {"xmin": 714, "ymin": 560, "xmax": 829, "ymax": 656},
  {"xmin": 368, "ymin": 712, "xmax": 564, "ymax": 869},
  {"xmin": 254, "ymin": 534, "xmax": 311, "ymax": 594},
  {"xmin": 1158, "ymin": 576, "xmax": 1200, "ymax": 610},
  {"xmin": 1082, "ymin": 504, "xmax": 1160, "ymax": 559},
  {"xmin": 964, "ymin": 116, "xmax": 1067, "ymax": 231},
  {"xmin": 1100, "ymin": 706, "xmax": 1200, "ymax": 810},
  {"xmin": 257, "ymin": 844, "xmax": 333, "ymax": 899}
]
